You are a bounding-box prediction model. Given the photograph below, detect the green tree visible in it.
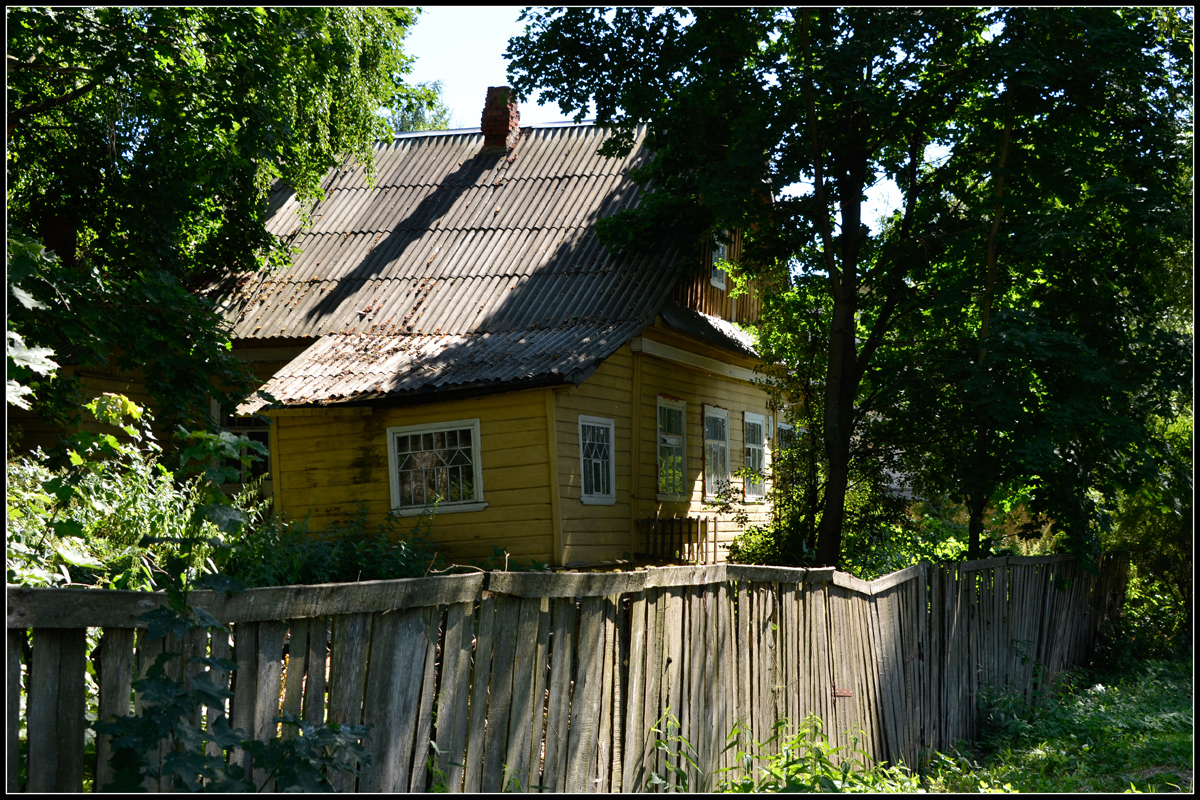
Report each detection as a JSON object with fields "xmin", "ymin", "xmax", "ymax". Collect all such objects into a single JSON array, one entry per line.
[
  {"xmin": 389, "ymin": 79, "xmax": 456, "ymax": 132},
  {"xmin": 507, "ymin": 7, "xmax": 1192, "ymax": 567},
  {"xmin": 6, "ymin": 7, "xmax": 431, "ymax": 438}
]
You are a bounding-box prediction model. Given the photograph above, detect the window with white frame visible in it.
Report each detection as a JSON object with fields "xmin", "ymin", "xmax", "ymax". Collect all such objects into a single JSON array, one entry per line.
[
  {"xmin": 776, "ymin": 421, "xmax": 796, "ymax": 449},
  {"xmin": 579, "ymin": 415, "xmax": 616, "ymax": 504},
  {"xmin": 744, "ymin": 412, "xmax": 766, "ymax": 501},
  {"xmin": 703, "ymin": 405, "xmax": 730, "ymax": 500},
  {"xmin": 710, "ymin": 232, "xmax": 729, "ymax": 290},
  {"xmin": 387, "ymin": 419, "xmax": 485, "ymax": 515},
  {"xmin": 656, "ymin": 396, "xmax": 686, "ymax": 498}
]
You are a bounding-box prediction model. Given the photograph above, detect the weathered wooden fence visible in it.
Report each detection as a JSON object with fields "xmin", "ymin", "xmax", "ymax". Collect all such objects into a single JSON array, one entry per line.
[{"xmin": 7, "ymin": 554, "xmax": 1127, "ymax": 793}]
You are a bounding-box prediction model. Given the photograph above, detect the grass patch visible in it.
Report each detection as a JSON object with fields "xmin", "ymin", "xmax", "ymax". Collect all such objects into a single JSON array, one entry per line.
[{"xmin": 921, "ymin": 658, "xmax": 1193, "ymax": 793}]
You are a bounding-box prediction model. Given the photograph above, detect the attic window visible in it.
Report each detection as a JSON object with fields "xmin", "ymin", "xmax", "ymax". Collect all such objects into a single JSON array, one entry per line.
[
  {"xmin": 710, "ymin": 232, "xmax": 730, "ymax": 290},
  {"xmin": 387, "ymin": 419, "xmax": 486, "ymax": 515}
]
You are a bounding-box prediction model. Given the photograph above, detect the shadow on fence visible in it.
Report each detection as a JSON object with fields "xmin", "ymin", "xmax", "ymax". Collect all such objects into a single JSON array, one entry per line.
[{"xmin": 6, "ymin": 554, "xmax": 1128, "ymax": 792}]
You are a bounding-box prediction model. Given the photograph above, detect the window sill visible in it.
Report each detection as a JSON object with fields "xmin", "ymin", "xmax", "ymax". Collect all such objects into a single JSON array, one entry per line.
[
  {"xmin": 391, "ymin": 501, "xmax": 488, "ymax": 517},
  {"xmin": 581, "ymin": 495, "xmax": 616, "ymax": 506},
  {"xmin": 656, "ymin": 493, "xmax": 689, "ymax": 503}
]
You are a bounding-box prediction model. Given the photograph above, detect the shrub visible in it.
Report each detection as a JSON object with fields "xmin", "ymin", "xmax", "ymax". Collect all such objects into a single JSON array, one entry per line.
[{"xmin": 221, "ymin": 502, "xmax": 444, "ymax": 588}]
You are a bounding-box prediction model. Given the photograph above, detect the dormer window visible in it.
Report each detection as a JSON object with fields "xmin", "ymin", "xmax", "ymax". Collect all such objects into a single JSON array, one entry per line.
[{"xmin": 710, "ymin": 232, "xmax": 729, "ymax": 290}]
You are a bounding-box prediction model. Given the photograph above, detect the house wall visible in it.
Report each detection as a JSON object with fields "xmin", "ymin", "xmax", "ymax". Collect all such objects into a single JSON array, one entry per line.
[
  {"xmin": 8, "ymin": 366, "xmax": 156, "ymax": 453},
  {"xmin": 552, "ymin": 329, "xmax": 774, "ymax": 565},
  {"xmin": 268, "ymin": 390, "xmax": 557, "ymax": 564},
  {"xmin": 267, "ymin": 323, "xmax": 774, "ymax": 568},
  {"xmin": 673, "ymin": 229, "xmax": 763, "ymax": 324}
]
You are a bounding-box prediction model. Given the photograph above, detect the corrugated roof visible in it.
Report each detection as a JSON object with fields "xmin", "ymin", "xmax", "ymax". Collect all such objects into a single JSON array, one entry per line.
[
  {"xmin": 221, "ymin": 123, "xmax": 750, "ymax": 410},
  {"xmin": 238, "ymin": 324, "xmax": 640, "ymax": 413}
]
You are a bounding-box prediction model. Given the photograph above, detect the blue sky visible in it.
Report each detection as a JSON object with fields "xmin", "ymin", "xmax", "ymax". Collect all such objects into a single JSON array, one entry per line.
[
  {"xmin": 402, "ymin": 6, "xmax": 900, "ymax": 227},
  {"xmin": 403, "ymin": 6, "xmax": 577, "ymax": 129}
]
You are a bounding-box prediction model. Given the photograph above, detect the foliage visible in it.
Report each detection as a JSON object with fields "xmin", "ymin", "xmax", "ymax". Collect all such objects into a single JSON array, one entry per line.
[
  {"xmin": 1099, "ymin": 414, "xmax": 1193, "ymax": 659},
  {"xmin": 6, "ymin": 389, "xmax": 268, "ymax": 590},
  {"xmin": 719, "ymin": 715, "xmax": 923, "ymax": 793},
  {"xmin": 93, "ymin": 580, "xmax": 370, "ymax": 791},
  {"xmin": 6, "ymin": 7, "xmax": 431, "ymax": 433},
  {"xmin": 389, "ymin": 80, "xmax": 456, "ymax": 132},
  {"xmin": 220, "ymin": 502, "xmax": 444, "ymax": 588},
  {"xmin": 507, "ymin": 7, "xmax": 1193, "ymax": 568},
  {"xmin": 930, "ymin": 659, "xmax": 1194, "ymax": 793}
]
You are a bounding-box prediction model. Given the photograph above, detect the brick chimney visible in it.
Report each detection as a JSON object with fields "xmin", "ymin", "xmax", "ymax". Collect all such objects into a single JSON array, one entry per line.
[{"xmin": 481, "ymin": 86, "xmax": 520, "ymax": 149}]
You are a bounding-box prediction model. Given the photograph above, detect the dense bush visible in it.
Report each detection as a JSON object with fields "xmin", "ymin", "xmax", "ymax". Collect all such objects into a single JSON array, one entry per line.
[
  {"xmin": 220, "ymin": 503, "xmax": 444, "ymax": 588},
  {"xmin": 6, "ymin": 395, "xmax": 262, "ymax": 590}
]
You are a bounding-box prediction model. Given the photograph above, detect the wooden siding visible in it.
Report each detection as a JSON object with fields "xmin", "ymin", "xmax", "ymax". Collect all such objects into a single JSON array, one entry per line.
[
  {"xmin": 554, "ymin": 332, "xmax": 773, "ymax": 565},
  {"xmin": 269, "ymin": 391, "xmax": 556, "ymax": 564},
  {"xmin": 633, "ymin": 327, "xmax": 773, "ymax": 557},
  {"xmin": 554, "ymin": 348, "xmax": 636, "ymax": 565},
  {"xmin": 673, "ymin": 230, "xmax": 762, "ymax": 324}
]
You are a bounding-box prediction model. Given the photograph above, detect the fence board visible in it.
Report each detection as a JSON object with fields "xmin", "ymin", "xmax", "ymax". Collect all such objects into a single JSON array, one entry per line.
[
  {"xmin": 8, "ymin": 630, "xmax": 24, "ymax": 793},
  {"xmin": 434, "ymin": 601, "xmax": 473, "ymax": 792},
  {"xmin": 27, "ymin": 627, "xmax": 86, "ymax": 793},
  {"xmin": 11, "ymin": 555, "xmax": 1127, "ymax": 793},
  {"xmin": 326, "ymin": 612, "xmax": 372, "ymax": 792},
  {"xmin": 409, "ymin": 606, "xmax": 441, "ymax": 792},
  {"xmin": 541, "ymin": 596, "xmax": 575, "ymax": 792},
  {"xmin": 94, "ymin": 627, "xmax": 134, "ymax": 791}
]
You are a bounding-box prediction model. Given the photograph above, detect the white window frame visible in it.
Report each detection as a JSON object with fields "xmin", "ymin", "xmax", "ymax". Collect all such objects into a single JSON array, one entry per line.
[
  {"xmin": 710, "ymin": 233, "xmax": 729, "ymax": 290},
  {"xmin": 703, "ymin": 404, "xmax": 731, "ymax": 501},
  {"xmin": 744, "ymin": 411, "xmax": 766, "ymax": 501},
  {"xmin": 656, "ymin": 396, "xmax": 687, "ymax": 501},
  {"xmin": 578, "ymin": 415, "xmax": 616, "ymax": 505},
  {"xmin": 387, "ymin": 418, "xmax": 486, "ymax": 516}
]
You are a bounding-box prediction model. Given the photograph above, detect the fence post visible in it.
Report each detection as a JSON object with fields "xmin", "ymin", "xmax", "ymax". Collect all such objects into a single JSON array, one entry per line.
[{"xmin": 26, "ymin": 627, "xmax": 87, "ymax": 793}]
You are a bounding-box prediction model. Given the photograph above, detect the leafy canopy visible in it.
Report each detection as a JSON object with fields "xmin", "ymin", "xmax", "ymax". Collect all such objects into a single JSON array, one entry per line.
[
  {"xmin": 508, "ymin": 8, "xmax": 1192, "ymax": 566},
  {"xmin": 6, "ymin": 7, "xmax": 432, "ymax": 434}
]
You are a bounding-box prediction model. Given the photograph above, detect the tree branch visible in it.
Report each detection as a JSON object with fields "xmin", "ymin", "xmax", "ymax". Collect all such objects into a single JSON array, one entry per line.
[{"xmin": 8, "ymin": 79, "xmax": 102, "ymax": 131}]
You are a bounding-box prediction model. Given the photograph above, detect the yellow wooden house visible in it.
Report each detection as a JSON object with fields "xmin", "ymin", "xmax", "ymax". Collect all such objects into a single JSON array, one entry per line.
[{"xmin": 219, "ymin": 88, "xmax": 782, "ymax": 567}]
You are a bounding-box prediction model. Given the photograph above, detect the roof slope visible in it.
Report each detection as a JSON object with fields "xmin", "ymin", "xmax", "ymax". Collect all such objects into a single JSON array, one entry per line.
[{"xmin": 221, "ymin": 124, "xmax": 743, "ymax": 410}]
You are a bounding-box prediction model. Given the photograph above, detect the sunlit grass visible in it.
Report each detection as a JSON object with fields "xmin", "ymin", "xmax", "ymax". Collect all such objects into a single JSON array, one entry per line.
[{"xmin": 919, "ymin": 658, "xmax": 1193, "ymax": 793}]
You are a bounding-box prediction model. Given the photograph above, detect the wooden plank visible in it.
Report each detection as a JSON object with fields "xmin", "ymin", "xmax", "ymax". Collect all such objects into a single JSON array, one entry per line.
[
  {"xmin": 409, "ymin": 606, "xmax": 441, "ymax": 792},
  {"xmin": 7, "ymin": 630, "xmax": 23, "ymax": 793},
  {"xmin": 621, "ymin": 592, "xmax": 648, "ymax": 793},
  {"xmin": 359, "ymin": 609, "xmax": 415, "ymax": 791},
  {"xmin": 595, "ymin": 596, "xmax": 617, "ymax": 792},
  {"xmin": 685, "ymin": 584, "xmax": 703, "ymax": 790},
  {"xmin": 302, "ymin": 618, "xmax": 328, "ymax": 727},
  {"xmin": 661, "ymin": 586, "xmax": 685, "ymax": 791},
  {"xmin": 610, "ymin": 593, "xmax": 628, "ymax": 793},
  {"xmin": 27, "ymin": 627, "xmax": 86, "ymax": 793},
  {"xmin": 565, "ymin": 595, "xmax": 606, "ymax": 793},
  {"xmin": 252, "ymin": 620, "xmax": 287, "ymax": 789},
  {"xmin": 229, "ymin": 622, "xmax": 259, "ymax": 778},
  {"xmin": 463, "ymin": 594, "xmax": 496, "ymax": 794},
  {"xmin": 529, "ymin": 597, "xmax": 553, "ymax": 793},
  {"xmin": 94, "ymin": 628, "xmax": 134, "ymax": 791},
  {"xmin": 645, "ymin": 563, "xmax": 729, "ymax": 588},
  {"xmin": 480, "ymin": 595, "xmax": 521, "ymax": 793},
  {"xmin": 434, "ymin": 602, "xmax": 473, "ymax": 792},
  {"xmin": 489, "ymin": 570, "xmax": 645, "ymax": 598},
  {"xmin": 540, "ymin": 597, "xmax": 575, "ymax": 792},
  {"xmin": 865, "ymin": 563, "xmax": 922, "ymax": 594},
  {"xmin": 504, "ymin": 597, "xmax": 542, "ymax": 792},
  {"xmin": 7, "ymin": 574, "xmax": 485, "ymax": 629},
  {"xmin": 206, "ymin": 627, "xmax": 234, "ymax": 760},
  {"xmin": 326, "ymin": 613, "xmax": 372, "ymax": 792},
  {"xmin": 733, "ymin": 580, "xmax": 750, "ymax": 759},
  {"xmin": 280, "ymin": 619, "xmax": 308, "ymax": 736}
]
